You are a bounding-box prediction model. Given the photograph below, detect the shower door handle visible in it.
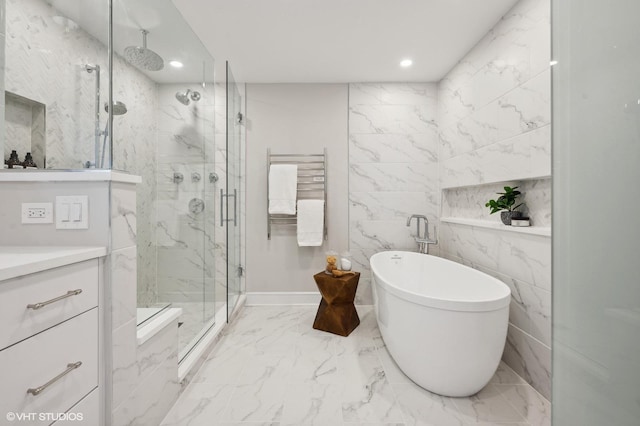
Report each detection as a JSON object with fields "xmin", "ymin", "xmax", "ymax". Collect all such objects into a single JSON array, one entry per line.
[
  {"xmin": 220, "ymin": 189, "xmax": 238, "ymax": 227},
  {"xmin": 232, "ymin": 189, "xmax": 237, "ymax": 227},
  {"xmin": 220, "ymin": 189, "xmax": 225, "ymax": 226}
]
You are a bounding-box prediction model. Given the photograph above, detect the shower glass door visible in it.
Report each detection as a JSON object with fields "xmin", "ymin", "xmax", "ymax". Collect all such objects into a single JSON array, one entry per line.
[{"xmin": 226, "ymin": 62, "xmax": 244, "ymax": 318}]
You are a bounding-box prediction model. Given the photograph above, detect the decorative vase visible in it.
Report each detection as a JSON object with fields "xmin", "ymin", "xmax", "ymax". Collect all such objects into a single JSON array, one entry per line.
[{"xmin": 500, "ymin": 211, "xmax": 522, "ymax": 225}]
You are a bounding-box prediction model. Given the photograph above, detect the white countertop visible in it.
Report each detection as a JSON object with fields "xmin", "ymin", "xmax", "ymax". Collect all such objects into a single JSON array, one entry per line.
[
  {"xmin": 0, "ymin": 169, "xmax": 141, "ymax": 184},
  {"xmin": 0, "ymin": 246, "xmax": 107, "ymax": 281}
]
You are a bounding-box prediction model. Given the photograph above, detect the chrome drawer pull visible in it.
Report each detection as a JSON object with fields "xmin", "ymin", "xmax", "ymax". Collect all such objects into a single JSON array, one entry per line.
[
  {"xmin": 27, "ymin": 361, "xmax": 82, "ymax": 396},
  {"xmin": 26, "ymin": 289, "xmax": 83, "ymax": 310}
]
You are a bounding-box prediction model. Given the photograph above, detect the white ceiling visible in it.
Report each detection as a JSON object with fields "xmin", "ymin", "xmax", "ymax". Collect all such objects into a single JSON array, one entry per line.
[{"xmin": 172, "ymin": 0, "xmax": 520, "ymax": 83}]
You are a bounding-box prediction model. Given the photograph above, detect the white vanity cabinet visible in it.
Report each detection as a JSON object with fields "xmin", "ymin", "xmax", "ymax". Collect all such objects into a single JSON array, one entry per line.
[{"xmin": 0, "ymin": 247, "xmax": 106, "ymax": 426}]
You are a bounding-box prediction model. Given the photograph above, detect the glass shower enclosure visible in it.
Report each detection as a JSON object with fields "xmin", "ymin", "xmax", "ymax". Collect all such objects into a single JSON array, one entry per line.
[
  {"xmin": 1, "ymin": 0, "xmax": 245, "ymax": 364},
  {"xmin": 226, "ymin": 62, "xmax": 244, "ymax": 317}
]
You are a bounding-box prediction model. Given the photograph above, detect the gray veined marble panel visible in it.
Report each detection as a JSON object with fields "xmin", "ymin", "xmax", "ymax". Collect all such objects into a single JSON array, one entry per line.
[
  {"xmin": 280, "ymin": 383, "xmax": 343, "ymax": 425},
  {"xmin": 438, "ymin": 77, "xmax": 477, "ymax": 126},
  {"xmin": 350, "ymin": 163, "xmax": 436, "ymax": 193},
  {"xmin": 378, "ymin": 83, "xmax": 437, "ymax": 106},
  {"xmin": 441, "ymin": 130, "xmax": 533, "ymax": 188},
  {"xmin": 354, "ymin": 277, "xmax": 373, "ymax": 306},
  {"xmin": 439, "ymin": 101, "xmax": 501, "ymax": 160},
  {"xmin": 472, "ymin": 262, "xmax": 551, "ymax": 347},
  {"xmin": 350, "ymin": 220, "xmax": 418, "ymax": 253},
  {"xmin": 111, "ymin": 182, "xmax": 137, "ymax": 250},
  {"xmin": 438, "ymin": 223, "xmax": 501, "ymax": 272},
  {"xmin": 392, "ymin": 382, "xmax": 467, "ymax": 426},
  {"xmin": 349, "ymin": 83, "xmax": 438, "ymax": 106},
  {"xmin": 496, "ymin": 384, "xmax": 551, "ymax": 426},
  {"xmin": 495, "ymin": 231, "xmax": 551, "ymax": 292},
  {"xmin": 498, "ymin": 69, "xmax": 551, "ymax": 141},
  {"xmin": 113, "ymin": 349, "xmax": 180, "ymax": 426},
  {"xmin": 451, "ymin": 385, "xmax": 525, "ymax": 423},
  {"xmin": 339, "ymin": 354, "xmax": 404, "ymax": 423},
  {"xmin": 529, "ymin": 124, "xmax": 551, "ymax": 178},
  {"xmin": 349, "ymin": 192, "xmax": 437, "ymax": 223},
  {"xmin": 160, "ymin": 383, "xmax": 234, "ymax": 426},
  {"xmin": 503, "ymin": 324, "xmax": 551, "ymax": 401},
  {"xmin": 111, "ymin": 247, "xmax": 137, "ymax": 330},
  {"xmin": 349, "ymin": 132, "xmax": 438, "ymax": 164},
  {"xmin": 349, "ymin": 104, "xmax": 437, "ymax": 135},
  {"xmin": 112, "ymin": 319, "xmax": 138, "ymax": 409}
]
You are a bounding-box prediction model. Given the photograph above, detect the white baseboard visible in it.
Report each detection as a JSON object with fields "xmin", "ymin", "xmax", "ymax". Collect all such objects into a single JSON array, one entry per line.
[{"xmin": 246, "ymin": 291, "xmax": 321, "ymax": 306}]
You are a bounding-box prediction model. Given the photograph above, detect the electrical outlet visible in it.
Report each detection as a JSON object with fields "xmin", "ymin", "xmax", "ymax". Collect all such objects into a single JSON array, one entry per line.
[
  {"xmin": 22, "ymin": 203, "xmax": 53, "ymax": 224},
  {"xmin": 27, "ymin": 208, "xmax": 47, "ymax": 218}
]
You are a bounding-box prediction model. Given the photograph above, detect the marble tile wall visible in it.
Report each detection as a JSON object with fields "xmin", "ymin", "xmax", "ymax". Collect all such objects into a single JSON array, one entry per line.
[
  {"xmin": 437, "ymin": 0, "xmax": 551, "ymax": 399},
  {"xmin": 110, "ymin": 182, "xmax": 181, "ymax": 425},
  {"xmin": 4, "ymin": 0, "xmax": 159, "ymax": 305},
  {"xmin": 348, "ymin": 83, "xmax": 439, "ymax": 304},
  {"xmin": 113, "ymin": 318, "xmax": 181, "ymax": 426}
]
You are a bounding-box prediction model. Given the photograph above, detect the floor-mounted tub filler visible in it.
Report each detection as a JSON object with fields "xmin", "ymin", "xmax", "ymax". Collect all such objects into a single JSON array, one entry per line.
[{"xmin": 370, "ymin": 251, "xmax": 511, "ymax": 397}]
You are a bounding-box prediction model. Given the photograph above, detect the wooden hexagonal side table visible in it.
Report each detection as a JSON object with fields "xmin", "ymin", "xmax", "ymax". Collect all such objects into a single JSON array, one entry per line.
[{"xmin": 312, "ymin": 271, "xmax": 360, "ymax": 336}]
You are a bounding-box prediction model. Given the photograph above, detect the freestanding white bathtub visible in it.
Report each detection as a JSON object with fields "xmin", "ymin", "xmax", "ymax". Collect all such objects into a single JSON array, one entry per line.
[{"xmin": 370, "ymin": 251, "xmax": 511, "ymax": 397}]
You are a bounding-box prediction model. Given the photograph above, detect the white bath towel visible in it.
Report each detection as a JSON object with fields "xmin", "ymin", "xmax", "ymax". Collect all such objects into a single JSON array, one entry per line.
[
  {"xmin": 268, "ymin": 164, "xmax": 298, "ymax": 215},
  {"xmin": 297, "ymin": 200, "xmax": 325, "ymax": 246}
]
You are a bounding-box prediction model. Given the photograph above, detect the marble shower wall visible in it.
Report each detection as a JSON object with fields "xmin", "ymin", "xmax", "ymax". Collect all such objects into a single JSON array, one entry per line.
[
  {"xmin": 348, "ymin": 83, "xmax": 439, "ymax": 304},
  {"xmin": 437, "ymin": 0, "xmax": 551, "ymax": 399},
  {"xmin": 5, "ymin": 0, "xmax": 159, "ymax": 302},
  {"xmin": 155, "ymin": 83, "xmax": 217, "ymax": 308}
]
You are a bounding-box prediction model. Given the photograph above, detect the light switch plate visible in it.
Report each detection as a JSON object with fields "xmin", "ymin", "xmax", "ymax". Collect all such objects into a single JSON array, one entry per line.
[
  {"xmin": 56, "ymin": 196, "xmax": 89, "ymax": 229},
  {"xmin": 21, "ymin": 203, "xmax": 53, "ymax": 224}
]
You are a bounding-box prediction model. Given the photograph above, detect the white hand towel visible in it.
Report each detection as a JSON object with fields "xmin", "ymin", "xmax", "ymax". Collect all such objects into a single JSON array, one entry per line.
[
  {"xmin": 297, "ymin": 200, "xmax": 325, "ymax": 246},
  {"xmin": 268, "ymin": 164, "xmax": 298, "ymax": 215}
]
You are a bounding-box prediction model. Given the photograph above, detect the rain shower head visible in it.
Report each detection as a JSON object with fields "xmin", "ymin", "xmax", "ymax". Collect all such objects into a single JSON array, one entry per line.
[
  {"xmin": 175, "ymin": 89, "xmax": 201, "ymax": 106},
  {"xmin": 105, "ymin": 101, "xmax": 128, "ymax": 116},
  {"xmin": 124, "ymin": 29, "xmax": 164, "ymax": 71}
]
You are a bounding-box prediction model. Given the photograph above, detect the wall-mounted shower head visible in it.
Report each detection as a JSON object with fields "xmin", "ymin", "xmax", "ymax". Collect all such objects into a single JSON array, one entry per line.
[
  {"xmin": 175, "ymin": 89, "xmax": 201, "ymax": 106},
  {"xmin": 124, "ymin": 29, "xmax": 164, "ymax": 71},
  {"xmin": 104, "ymin": 101, "xmax": 128, "ymax": 116}
]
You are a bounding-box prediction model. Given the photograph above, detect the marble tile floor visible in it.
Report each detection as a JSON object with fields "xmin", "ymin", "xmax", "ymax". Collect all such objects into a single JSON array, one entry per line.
[{"xmin": 161, "ymin": 306, "xmax": 550, "ymax": 426}]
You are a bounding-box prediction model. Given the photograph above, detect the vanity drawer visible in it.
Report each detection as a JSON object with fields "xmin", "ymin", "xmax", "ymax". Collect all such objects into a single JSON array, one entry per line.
[
  {"xmin": 51, "ymin": 388, "xmax": 100, "ymax": 426},
  {"xmin": 0, "ymin": 309, "xmax": 98, "ymax": 423},
  {"xmin": 0, "ymin": 259, "xmax": 99, "ymax": 350}
]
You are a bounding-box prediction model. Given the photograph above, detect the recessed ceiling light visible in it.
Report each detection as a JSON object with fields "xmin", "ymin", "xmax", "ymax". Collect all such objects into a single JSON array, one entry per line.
[
  {"xmin": 400, "ymin": 59, "xmax": 413, "ymax": 68},
  {"xmin": 169, "ymin": 60, "xmax": 184, "ymax": 68},
  {"xmin": 550, "ymin": 60, "xmax": 558, "ymax": 66}
]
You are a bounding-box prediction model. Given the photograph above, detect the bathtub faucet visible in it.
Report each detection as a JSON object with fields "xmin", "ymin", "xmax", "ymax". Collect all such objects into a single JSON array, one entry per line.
[{"xmin": 406, "ymin": 214, "xmax": 437, "ymax": 254}]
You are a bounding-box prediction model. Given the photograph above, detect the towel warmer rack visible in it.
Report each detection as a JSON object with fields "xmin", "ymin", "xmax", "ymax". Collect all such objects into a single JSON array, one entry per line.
[{"xmin": 267, "ymin": 148, "xmax": 327, "ymax": 240}]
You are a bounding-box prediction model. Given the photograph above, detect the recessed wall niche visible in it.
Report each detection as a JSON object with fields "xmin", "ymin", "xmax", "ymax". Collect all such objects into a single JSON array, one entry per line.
[{"xmin": 4, "ymin": 91, "xmax": 46, "ymax": 168}]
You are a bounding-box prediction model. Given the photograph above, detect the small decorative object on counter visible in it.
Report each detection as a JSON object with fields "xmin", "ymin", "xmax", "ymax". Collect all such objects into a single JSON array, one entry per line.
[
  {"xmin": 22, "ymin": 152, "xmax": 37, "ymax": 169},
  {"xmin": 485, "ymin": 186, "xmax": 524, "ymax": 225},
  {"xmin": 340, "ymin": 251, "xmax": 352, "ymax": 271},
  {"xmin": 7, "ymin": 150, "xmax": 23, "ymax": 169},
  {"xmin": 510, "ymin": 217, "xmax": 531, "ymax": 227},
  {"xmin": 325, "ymin": 254, "xmax": 338, "ymax": 275}
]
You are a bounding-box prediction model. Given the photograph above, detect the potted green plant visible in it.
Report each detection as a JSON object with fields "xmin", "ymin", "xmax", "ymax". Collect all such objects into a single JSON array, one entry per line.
[{"xmin": 485, "ymin": 186, "xmax": 524, "ymax": 225}]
